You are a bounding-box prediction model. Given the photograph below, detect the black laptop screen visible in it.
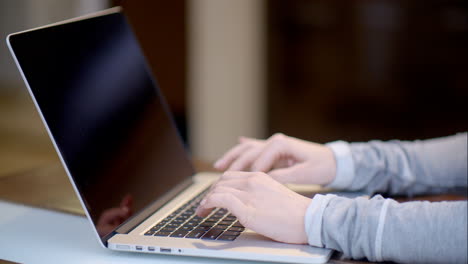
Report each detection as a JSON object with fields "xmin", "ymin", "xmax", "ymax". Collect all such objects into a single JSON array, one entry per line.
[{"xmin": 8, "ymin": 11, "xmax": 195, "ymax": 240}]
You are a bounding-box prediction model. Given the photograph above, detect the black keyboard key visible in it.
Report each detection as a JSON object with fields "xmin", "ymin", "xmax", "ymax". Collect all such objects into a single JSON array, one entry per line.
[
  {"xmin": 188, "ymin": 218, "xmax": 202, "ymax": 224},
  {"xmin": 223, "ymin": 231, "xmax": 241, "ymax": 236},
  {"xmin": 232, "ymin": 221, "xmax": 244, "ymax": 227},
  {"xmin": 144, "ymin": 230, "xmax": 155, "ymax": 236},
  {"xmin": 172, "ymin": 219, "xmax": 185, "ymax": 224},
  {"xmin": 217, "ymin": 234, "xmax": 237, "ymax": 241},
  {"xmin": 214, "ymin": 224, "xmax": 229, "ymax": 230},
  {"xmin": 184, "ymin": 221, "xmax": 198, "ymax": 227},
  {"xmin": 228, "ymin": 227, "xmax": 244, "ymax": 232},
  {"xmin": 186, "ymin": 229, "xmax": 207, "ymax": 239},
  {"xmin": 177, "ymin": 214, "xmax": 190, "ymax": 219},
  {"xmin": 160, "ymin": 227, "xmax": 176, "ymax": 232},
  {"xmin": 179, "ymin": 226, "xmax": 194, "ymax": 231},
  {"xmin": 194, "ymin": 225, "xmax": 211, "ymax": 231},
  {"xmin": 201, "ymin": 229, "xmax": 223, "ymax": 240},
  {"xmin": 165, "ymin": 223, "xmax": 179, "ymax": 228},
  {"xmin": 178, "ymin": 214, "xmax": 191, "ymax": 219},
  {"xmin": 223, "ymin": 216, "xmax": 236, "ymax": 221},
  {"xmin": 150, "ymin": 225, "xmax": 162, "ymax": 231},
  {"xmin": 191, "ymin": 216, "xmax": 204, "ymax": 222},
  {"xmin": 154, "ymin": 231, "xmax": 171, "ymax": 237},
  {"xmin": 200, "ymin": 221, "xmax": 216, "ymax": 227},
  {"xmin": 218, "ymin": 221, "xmax": 231, "ymax": 226},
  {"xmin": 170, "ymin": 230, "xmax": 189, "ymax": 238},
  {"xmin": 211, "ymin": 214, "xmax": 224, "ymax": 219}
]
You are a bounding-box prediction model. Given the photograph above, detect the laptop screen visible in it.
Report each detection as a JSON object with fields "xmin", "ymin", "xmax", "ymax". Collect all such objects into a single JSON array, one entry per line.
[{"xmin": 8, "ymin": 11, "xmax": 195, "ymax": 241}]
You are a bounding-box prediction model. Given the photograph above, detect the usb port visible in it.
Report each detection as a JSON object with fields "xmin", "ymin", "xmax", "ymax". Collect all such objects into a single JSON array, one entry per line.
[
  {"xmin": 160, "ymin": 247, "xmax": 171, "ymax": 253},
  {"xmin": 136, "ymin": 246, "xmax": 143, "ymax": 251},
  {"xmin": 148, "ymin": 246, "xmax": 155, "ymax": 252}
]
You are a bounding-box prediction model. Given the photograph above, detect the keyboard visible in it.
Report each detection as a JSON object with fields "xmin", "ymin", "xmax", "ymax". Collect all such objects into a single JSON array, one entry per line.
[{"xmin": 143, "ymin": 190, "xmax": 244, "ymax": 241}]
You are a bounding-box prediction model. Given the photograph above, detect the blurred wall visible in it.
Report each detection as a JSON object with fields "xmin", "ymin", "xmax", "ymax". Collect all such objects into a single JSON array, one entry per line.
[
  {"xmin": 188, "ymin": 0, "xmax": 267, "ymax": 162},
  {"xmin": 267, "ymin": 0, "xmax": 468, "ymax": 143},
  {"xmin": 0, "ymin": 0, "xmax": 109, "ymax": 92}
]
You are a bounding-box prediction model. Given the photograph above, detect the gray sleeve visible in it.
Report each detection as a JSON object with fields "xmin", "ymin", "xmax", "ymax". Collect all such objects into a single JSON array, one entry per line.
[
  {"xmin": 344, "ymin": 133, "xmax": 467, "ymax": 196},
  {"xmin": 306, "ymin": 194, "xmax": 468, "ymax": 263}
]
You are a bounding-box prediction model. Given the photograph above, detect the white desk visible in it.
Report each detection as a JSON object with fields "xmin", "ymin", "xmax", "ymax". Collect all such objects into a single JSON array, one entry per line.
[{"xmin": 0, "ymin": 200, "xmax": 261, "ymax": 264}]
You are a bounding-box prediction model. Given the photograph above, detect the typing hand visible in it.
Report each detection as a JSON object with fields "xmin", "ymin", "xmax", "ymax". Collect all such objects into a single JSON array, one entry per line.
[
  {"xmin": 214, "ymin": 133, "xmax": 336, "ymax": 186},
  {"xmin": 196, "ymin": 171, "xmax": 310, "ymax": 244}
]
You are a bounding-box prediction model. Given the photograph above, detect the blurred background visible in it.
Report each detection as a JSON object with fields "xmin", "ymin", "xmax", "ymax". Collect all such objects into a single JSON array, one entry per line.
[{"xmin": 0, "ymin": 0, "xmax": 467, "ymax": 178}]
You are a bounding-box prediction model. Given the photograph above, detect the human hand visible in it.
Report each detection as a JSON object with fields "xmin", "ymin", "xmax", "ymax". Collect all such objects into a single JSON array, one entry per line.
[
  {"xmin": 214, "ymin": 133, "xmax": 336, "ymax": 186},
  {"xmin": 196, "ymin": 171, "xmax": 311, "ymax": 244}
]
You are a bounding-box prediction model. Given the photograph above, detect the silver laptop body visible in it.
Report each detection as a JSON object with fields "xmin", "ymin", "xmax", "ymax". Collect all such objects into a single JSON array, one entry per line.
[{"xmin": 7, "ymin": 7, "xmax": 332, "ymax": 264}]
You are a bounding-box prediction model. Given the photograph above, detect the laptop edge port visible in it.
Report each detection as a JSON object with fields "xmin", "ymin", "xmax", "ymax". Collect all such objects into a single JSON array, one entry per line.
[{"xmin": 160, "ymin": 247, "xmax": 171, "ymax": 253}]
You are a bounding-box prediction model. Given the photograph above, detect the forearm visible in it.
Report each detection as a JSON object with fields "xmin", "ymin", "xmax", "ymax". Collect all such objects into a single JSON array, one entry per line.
[
  {"xmin": 305, "ymin": 195, "xmax": 468, "ymax": 263},
  {"xmin": 326, "ymin": 133, "xmax": 468, "ymax": 196}
]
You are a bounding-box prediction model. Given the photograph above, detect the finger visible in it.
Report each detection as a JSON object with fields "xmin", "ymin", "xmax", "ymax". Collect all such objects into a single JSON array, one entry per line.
[
  {"xmin": 228, "ymin": 146, "xmax": 264, "ymax": 171},
  {"xmin": 221, "ymin": 171, "xmax": 256, "ymax": 180},
  {"xmin": 210, "ymin": 185, "xmax": 249, "ymax": 204},
  {"xmin": 214, "ymin": 142, "xmax": 255, "ymax": 170},
  {"xmin": 201, "ymin": 185, "xmax": 248, "ymax": 211},
  {"xmin": 211, "ymin": 179, "xmax": 249, "ymax": 193},
  {"xmin": 268, "ymin": 164, "xmax": 305, "ymax": 184},
  {"xmin": 196, "ymin": 191, "xmax": 248, "ymax": 220},
  {"xmin": 207, "ymin": 172, "xmax": 250, "ymax": 193},
  {"xmin": 251, "ymin": 139, "xmax": 289, "ymax": 172}
]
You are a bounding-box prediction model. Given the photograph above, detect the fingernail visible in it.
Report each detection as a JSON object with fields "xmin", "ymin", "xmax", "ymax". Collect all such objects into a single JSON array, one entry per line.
[{"xmin": 200, "ymin": 199, "xmax": 206, "ymax": 206}]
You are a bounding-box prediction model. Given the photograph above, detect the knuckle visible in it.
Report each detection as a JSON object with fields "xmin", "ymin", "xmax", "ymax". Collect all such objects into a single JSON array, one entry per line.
[
  {"xmin": 247, "ymin": 173, "xmax": 262, "ymax": 186},
  {"xmin": 270, "ymin": 133, "xmax": 288, "ymax": 148},
  {"xmin": 246, "ymin": 176, "xmax": 256, "ymax": 187},
  {"xmin": 244, "ymin": 141, "xmax": 258, "ymax": 149},
  {"xmin": 272, "ymin": 133, "xmax": 286, "ymax": 141}
]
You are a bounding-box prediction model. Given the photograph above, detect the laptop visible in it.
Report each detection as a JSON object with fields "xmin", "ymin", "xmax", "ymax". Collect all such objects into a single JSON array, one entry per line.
[{"xmin": 6, "ymin": 7, "xmax": 332, "ymax": 264}]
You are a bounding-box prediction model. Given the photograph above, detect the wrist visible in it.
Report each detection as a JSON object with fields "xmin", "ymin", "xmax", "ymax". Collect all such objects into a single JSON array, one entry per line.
[
  {"xmin": 297, "ymin": 196, "xmax": 312, "ymax": 244},
  {"xmin": 304, "ymin": 194, "xmax": 337, "ymax": 247},
  {"xmin": 324, "ymin": 141, "xmax": 355, "ymax": 190}
]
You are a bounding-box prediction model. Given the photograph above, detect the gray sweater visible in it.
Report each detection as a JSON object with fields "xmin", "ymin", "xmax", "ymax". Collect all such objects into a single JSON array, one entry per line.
[{"xmin": 304, "ymin": 133, "xmax": 467, "ymax": 263}]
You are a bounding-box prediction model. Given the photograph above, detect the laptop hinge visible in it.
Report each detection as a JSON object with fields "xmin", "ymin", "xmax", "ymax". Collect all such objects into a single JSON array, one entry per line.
[{"xmin": 103, "ymin": 231, "xmax": 118, "ymax": 247}]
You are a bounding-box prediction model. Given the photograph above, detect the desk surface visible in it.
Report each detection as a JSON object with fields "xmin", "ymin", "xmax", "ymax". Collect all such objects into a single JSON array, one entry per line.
[
  {"xmin": 0, "ymin": 200, "xmax": 261, "ymax": 264},
  {"xmin": 0, "ymin": 200, "xmax": 364, "ymax": 264}
]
